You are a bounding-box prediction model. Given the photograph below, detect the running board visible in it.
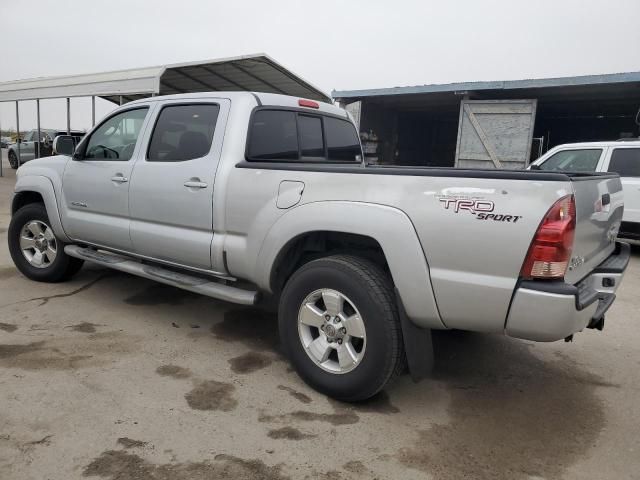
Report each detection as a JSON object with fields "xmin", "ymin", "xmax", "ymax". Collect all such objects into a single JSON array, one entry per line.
[{"xmin": 64, "ymin": 245, "xmax": 258, "ymax": 305}]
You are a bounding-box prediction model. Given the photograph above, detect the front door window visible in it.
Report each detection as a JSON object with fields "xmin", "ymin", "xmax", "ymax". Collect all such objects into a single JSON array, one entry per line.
[{"xmin": 83, "ymin": 108, "xmax": 149, "ymax": 161}]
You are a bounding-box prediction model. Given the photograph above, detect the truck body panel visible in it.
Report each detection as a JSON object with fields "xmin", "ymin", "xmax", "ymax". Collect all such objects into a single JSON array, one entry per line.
[{"xmin": 12, "ymin": 91, "xmax": 628, "ymax": 343}]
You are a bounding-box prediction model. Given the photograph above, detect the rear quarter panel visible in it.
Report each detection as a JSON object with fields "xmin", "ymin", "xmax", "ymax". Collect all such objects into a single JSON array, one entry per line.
[{"xmin": 221, "ymin": 158, "xmax": 571, "ymax": 332}]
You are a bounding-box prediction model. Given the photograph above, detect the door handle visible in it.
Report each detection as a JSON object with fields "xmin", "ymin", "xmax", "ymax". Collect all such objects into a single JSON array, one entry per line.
[
  {"xmin": 184, "ymin": 181, "xmax": 208, "ymax": 189},
  {"xmin": 111, "ymin": 175, "xmax": 128, "ymax": 183}
]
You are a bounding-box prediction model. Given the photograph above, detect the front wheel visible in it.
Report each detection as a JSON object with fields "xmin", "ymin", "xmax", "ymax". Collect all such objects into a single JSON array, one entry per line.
[
  {"xmin": 8, "ymin": 151, "xmax": 19, "ymax": 169},
  {"xmin": 279, "ymin": 255, "xmax": 405, "ymax": 401},
  {"xmin": 8, "ymin": 203, "xmax": 84, "ymax": 282}
]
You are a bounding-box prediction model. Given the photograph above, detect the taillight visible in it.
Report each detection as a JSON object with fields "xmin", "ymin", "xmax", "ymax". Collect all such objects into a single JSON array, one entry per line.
[
  {"xmin": 521, "ymin": 195, "xmax": 576, "ymax": 280},
  {"xmin": 298, "ymin": 99, "xmax": 320, "ymax": 109}
]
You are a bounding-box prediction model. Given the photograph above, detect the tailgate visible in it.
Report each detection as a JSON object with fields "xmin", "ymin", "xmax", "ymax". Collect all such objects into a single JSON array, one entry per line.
[{"xmin": 565, "ymin": 174, "xmax": 624, "ymax": 284}]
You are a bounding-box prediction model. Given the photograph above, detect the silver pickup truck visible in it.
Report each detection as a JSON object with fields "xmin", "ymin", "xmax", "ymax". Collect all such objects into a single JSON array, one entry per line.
[{"xmin": 8, "ymin": 92, "xmax": 630, "ymax": 401}]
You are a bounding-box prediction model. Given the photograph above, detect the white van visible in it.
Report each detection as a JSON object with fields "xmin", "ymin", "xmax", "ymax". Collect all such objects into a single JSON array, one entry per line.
[{"xmin": 530, "ymin": 141, "xmax": 640, "ymax": 241}]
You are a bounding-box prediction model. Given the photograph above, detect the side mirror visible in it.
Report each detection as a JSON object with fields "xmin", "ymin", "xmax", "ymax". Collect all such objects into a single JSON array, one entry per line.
[{"xmin": 52, "ymin": 135, "xmax": 76, "ymax": 156}]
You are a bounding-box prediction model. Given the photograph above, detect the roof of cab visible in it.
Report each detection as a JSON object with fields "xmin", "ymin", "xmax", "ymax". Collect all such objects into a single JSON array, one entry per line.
[
  {"xmin": 551, "ymin": 139, "xmax": 640, "ymax": 149},
  {"xmin": 126, "ymin": 91, "xmax": 348, "ymax": 117}
]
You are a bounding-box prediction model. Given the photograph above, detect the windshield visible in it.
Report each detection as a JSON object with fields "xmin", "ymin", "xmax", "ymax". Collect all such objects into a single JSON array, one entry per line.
[{"xmin": 538, "ymin": 149, "xmax": 602, "ymax": 172}]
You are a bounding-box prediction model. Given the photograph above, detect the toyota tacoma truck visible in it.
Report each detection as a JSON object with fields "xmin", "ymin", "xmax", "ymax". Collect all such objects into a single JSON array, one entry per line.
[{"xmin": 7, "ymin": 92, "xmax": 630, "ymax": 401}]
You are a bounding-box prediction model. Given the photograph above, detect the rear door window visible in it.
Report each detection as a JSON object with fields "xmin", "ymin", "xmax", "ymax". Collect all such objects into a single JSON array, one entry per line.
[
  {"xmin": 538, "ymin": 149, "xmax": 602, "ymax": 172},
  {"xmin": 148, "ymin": 104, "xmax": 220, "ymax": 162},
  {"xmin": 325, "ymin": 117, "xmax": 362, "ymax": 161},
  {"xmin": 607, "ymin": 148, "xmax": 640, "ymax": 177}
]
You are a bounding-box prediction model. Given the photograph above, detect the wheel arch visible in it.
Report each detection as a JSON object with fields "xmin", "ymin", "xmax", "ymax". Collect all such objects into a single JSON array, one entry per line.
[
  {"xmin": 269, "ymin": 230, "xmax": 390, "ymax": 294},
  {"xmin": 12, "ymin": 176, "xmax": 70, "ymax": 243},
  {"xmin": 257, "ymin": 201, "xmax": 444, "ymax": 329}
]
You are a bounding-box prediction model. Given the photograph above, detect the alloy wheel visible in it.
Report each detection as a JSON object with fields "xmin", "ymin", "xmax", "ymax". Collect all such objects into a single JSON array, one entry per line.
[
  {"xmin": 297, "ymin": 288, "xmax": 367, "ymax": 374},
  {"xmin": 19, "ymin": 220, "xmax": 57, "ymax": 268}
]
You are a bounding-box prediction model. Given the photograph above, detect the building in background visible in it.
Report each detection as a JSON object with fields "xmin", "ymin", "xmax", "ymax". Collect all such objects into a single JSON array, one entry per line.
[{"xmin": 333, "ymin": 72, "xmax": 640, "ymax": 169}]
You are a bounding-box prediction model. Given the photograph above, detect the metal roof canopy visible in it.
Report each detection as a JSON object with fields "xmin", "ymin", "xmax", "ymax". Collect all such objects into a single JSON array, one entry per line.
[
  {"xmin": 333, "ymin": 71, "xmax": 640, "ymax": 102},
  {"xmin": 0, "ymin": 53, "xmax": 331, "ymax": 103}
]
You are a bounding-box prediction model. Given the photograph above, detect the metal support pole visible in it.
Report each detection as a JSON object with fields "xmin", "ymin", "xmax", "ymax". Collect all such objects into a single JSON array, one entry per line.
[
  {"xmin": 91, "ymin": 96, "xmax": 96, "ymax": 126},
  {"xmin": 0, "ymin": 104, "xmax": 4, "ymax": 177},
  {"xmin": 119, "ymin": 96, "xmax": 123, "ymax": 106},
  {"xmin": 15, "ymin": 101, "xmax": 21, "ymax": 168},
  {"xmin": 0, "ymin": 105, "xmax": 3, "ymax": 177},
  {"xmin": 36, "ymin": 99, "xmax": 41, "ymax": 159},
  {"xmin": 66, "ymin": 98, "xmax": 71, "ymax": 135}
]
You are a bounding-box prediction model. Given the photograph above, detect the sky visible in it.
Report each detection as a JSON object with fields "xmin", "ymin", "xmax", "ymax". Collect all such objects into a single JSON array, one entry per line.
[{"xmin": 1, "ymin": 0, "xmax": 640, "ymax": 130}]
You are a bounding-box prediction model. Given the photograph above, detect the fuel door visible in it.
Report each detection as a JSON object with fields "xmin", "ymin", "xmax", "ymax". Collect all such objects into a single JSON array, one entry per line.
[{"xmin": 276, "ymin": 180, "xmax": 305, "ymax": 209}]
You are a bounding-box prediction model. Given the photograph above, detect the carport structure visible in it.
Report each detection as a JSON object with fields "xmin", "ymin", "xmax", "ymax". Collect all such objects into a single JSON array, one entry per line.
[
  {"xmin": 334, "ymin": 71, "xmax": 640, "ymax": 169},
  {"xmin": 0, "ymin": 53, "xmax": 330, "ymax": 176}
]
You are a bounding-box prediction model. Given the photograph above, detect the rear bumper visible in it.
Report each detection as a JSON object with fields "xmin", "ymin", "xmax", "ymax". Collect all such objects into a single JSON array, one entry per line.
[{"xmin": 505, "ymin": 242, "xmax": 630, "ymax": 342}]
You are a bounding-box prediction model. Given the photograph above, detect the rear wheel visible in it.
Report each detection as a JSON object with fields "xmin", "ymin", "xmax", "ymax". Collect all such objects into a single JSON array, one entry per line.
[
  {"xmin": 8, "ymin": 203, "xmax": 83, "ymax": 282},
  {"xmin": 8, "ymin": 151, "xmax": 18, "ymax": 169},
  {"xmin": 279, "ymin": 255, "xmax": 404, "ymax": 401}
]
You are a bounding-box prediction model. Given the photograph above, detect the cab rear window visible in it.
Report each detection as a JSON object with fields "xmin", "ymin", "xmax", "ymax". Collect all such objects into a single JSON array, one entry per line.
[{"xmin": 247, "ymin": 109, "xmax": 361, "ymax": 162}]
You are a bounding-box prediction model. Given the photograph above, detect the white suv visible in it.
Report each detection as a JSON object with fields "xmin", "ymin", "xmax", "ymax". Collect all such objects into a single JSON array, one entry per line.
[{"xmin": 530, "ymin": 140, "xmax": 640, "ymax": 241}]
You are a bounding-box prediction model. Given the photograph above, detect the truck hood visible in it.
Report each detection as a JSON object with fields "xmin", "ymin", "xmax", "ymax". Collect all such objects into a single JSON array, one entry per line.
[{"xmin": 17, "ymin": 155, "xmax": 71, "ymax": 178}]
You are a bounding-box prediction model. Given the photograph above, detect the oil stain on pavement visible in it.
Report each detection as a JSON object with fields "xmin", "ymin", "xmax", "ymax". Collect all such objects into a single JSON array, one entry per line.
[
  {"xmin": 342, "ymin": 460, "xmax": 367, "ymax": 475},
  {"xmin": 155, "ymin": 364, "xmax": 192, "ymax": 379},
  {"xmin": 68, "ymin": 322, "xmax": 100, "ymax": 333},
  {"xmin": 184, "ymin": 380, "xmax": 238, "ymax": 411},
  {"xmin": 396, "ymin": 331, "xmax": 611, "ymax": 480},
  {"xmin": 83, "ymin": 450, "xmax": 289, "ymax": 480},
  {"xmin": 259, "ymin": 399, "xmax": 360, "ymax": 426},
  {"xmin": 0, "ymin": 332, "xmax": 138, "ymax": 370},
  {"xmin": 267, "ymin": 426, "xmax": 316, "ymax": 440},
  {"xmin": 277, "ymin": 385, "xmax": 312, "ymax": 404},
  {"xmin": 0, "ymin": 267, "xmax": 16, "ymax": 280},
  {"xmin": 0, "ymin": 322, "xmax": 17, "ymax": 332},
  {"xmin": 211, "ymin": 309, "xmax": 280, "ymax": 353},
  {"xmin": 116, "ymin": 438, "xmax": 148, "ymax": 449},
  {"xmin": 228, "ymin": 351, "xmax": 273, "ymax": 374}
]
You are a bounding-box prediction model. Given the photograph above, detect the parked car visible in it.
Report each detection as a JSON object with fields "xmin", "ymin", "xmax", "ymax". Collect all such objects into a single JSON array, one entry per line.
[
  {"xmin": 7, "ymin": 129, "xmax": 85, "ymax": 169},
  {"xmin": 7, "ymin": 92, "xmax": 629, "ymax": 400},
  {"xmin": 530, "ymin": 140, "xmax": 640, "ymax": 241},
  {"xmin": 1, "ymin": 136, "xmax": 12, "ymax": 148}
]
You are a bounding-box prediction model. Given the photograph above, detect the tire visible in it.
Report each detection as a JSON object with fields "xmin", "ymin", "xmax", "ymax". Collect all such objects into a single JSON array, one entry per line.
[
  {"xmin": 8, "ymin": 151, "xmax": 18, "ymax": 169},
  {"xmin": 279, "ymin": 254, "xmax": 405, "ymax": 401},
  {"xmin": 8, "ymin": 203, "xmax": 84, "ymax": 282}
]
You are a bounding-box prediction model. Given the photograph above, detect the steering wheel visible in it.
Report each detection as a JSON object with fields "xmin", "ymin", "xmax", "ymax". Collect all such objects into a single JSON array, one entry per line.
[
  {"xmin": 120, "ymin": 143, "xmax": 136, "ymax": 160},
  {"xmin": 87, "ymin": 144, "xmax": 119, "ymax": 159}
]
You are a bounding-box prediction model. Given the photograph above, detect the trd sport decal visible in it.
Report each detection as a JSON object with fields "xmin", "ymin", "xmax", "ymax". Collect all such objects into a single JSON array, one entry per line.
[{"xmin": 438, "ymin": 196, "xmax": 522, "ymax": 223}]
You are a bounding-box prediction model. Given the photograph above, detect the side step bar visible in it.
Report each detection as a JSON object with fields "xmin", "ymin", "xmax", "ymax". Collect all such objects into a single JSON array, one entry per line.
[{"xmin": 64, "ymin": 245, "xmax": 258, "ymax": 305}]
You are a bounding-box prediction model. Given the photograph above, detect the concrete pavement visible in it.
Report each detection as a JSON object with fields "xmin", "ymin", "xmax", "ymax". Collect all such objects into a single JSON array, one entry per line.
[{"xmin": 0, "ymin": 149, "xmax": 639, "ymax": 480}]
